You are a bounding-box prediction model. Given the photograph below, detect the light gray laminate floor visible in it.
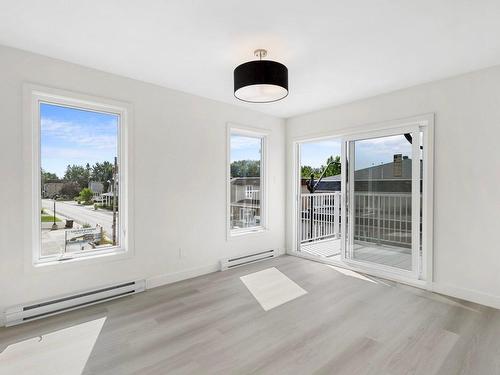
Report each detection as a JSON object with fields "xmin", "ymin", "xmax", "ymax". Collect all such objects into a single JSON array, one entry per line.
[{"xmin": 1, "ymin": 256, "xmax": 500, "ymax": 374}]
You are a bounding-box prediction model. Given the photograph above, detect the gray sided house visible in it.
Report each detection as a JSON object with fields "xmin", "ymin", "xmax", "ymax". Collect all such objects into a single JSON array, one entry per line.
[
  {"xmin": 305, "ymin": 157, "xmax": 421, "ymax": 193},
  {"xmin": 89, "ymin": 181, "xmax": 105, "ymax": 203},
  {"xmin": 42, "ymin": 182, "xmax": 64, "ymax": 198},
  {"xmin": 88, "ymin": 181, "xmax": 104, "ymax": 194},
  {"xmin": 230, "ymin": 177, "xmax": 261, "ymax": 228}
]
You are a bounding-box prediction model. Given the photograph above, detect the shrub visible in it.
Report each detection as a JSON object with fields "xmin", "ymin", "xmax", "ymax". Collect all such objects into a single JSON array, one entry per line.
[{"xmin": 78, "ymin": 188, "xmax": 94, "ymax": 204}]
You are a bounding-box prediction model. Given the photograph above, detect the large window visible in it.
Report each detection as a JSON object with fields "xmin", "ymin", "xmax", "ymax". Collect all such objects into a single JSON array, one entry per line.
[
  {"xmin": 228, "ymin": 128, "xmax": 266, "ymax": 235},
  {"xmin": 29, "ymin": 88, "xmax": 129, "ymax": 263}
]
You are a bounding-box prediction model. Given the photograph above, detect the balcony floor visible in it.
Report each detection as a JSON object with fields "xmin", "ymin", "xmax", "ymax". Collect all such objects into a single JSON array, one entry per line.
[
  {"xmin": 300, "ymin": 238, "xmax": 412, "ymax": 270},
  {"xmin": 300, "ymin": 237, "xmax": 342, "ymax": 258}
]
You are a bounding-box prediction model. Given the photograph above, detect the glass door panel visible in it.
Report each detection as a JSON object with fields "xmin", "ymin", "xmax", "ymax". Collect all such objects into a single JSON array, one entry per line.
[
  {"xmin": 297, "ymin": 139, "xmax": 342, "ymax": 259},
  {"xmin": 346, "ymin": 130, "xmax": 420, "ymax": 274}
]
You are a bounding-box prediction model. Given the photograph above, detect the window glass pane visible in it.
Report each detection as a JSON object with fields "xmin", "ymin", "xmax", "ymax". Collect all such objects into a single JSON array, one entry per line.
[
  {"xmin": 230, "ymin": 134, "xmax": 262, "ymax": 231},
  {"xmin": 298, "ymin": 139, "xmax": 342, "ymax": 258},
  {"xmin": 352, "ymin": 134, "xmax": 413, "ymax": 270},
  {"xmin": 40, "ymin": 103, "xmax": 120, "ymax": 257}
]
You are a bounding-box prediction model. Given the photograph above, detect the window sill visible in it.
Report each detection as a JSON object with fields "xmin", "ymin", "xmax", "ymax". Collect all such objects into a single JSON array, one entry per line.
[
  {"xmin": 30, "ymin": 248, "xmax": 131, "ymax": 272},
  {"xmin": 228, "ymin": 226, "xmax": 268, "ymax": 239}
]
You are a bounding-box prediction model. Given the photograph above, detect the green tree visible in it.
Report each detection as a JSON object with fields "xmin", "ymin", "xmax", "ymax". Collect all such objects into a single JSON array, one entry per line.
[
  {"xmin": 91, "ymin": 161, "xmax": 114, "ymax": 192},
  {"xmin": 41, "ymin": 169, "xmax": 59, "ymax": 182},
  {"xmin": 230, "ymin": 160, "xmax": 260, "ymax": 178},
  {"xmin": 64, "ymin": 164, "xmax": 90, "ymax": 189},
  {"xmin": 79, "ymin": 188, "xmax": 94, "ymax": 204},
  {"xmin": 301, "ymin": 165, "xmax": 320, "ymax": 179},
  {"xmin": 301, "ymin": 155, "xmax": 341, "ymax": 179},
  {"xmin": 322, "ymin": 155, "xmax": 341, "ymax": 177}
]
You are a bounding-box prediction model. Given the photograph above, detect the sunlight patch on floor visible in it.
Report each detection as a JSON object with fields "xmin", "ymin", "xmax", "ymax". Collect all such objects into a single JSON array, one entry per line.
[
  {"xmin": 327, "ymin": 265, "xmax": 379, "ymax": 284},
  {"xmin": 240, "ymin": 267, "xmax": 307, "ymax": 311},
  {"xmin": 0, "ymin": 317, "xmax": 106, "ymax": 375}
]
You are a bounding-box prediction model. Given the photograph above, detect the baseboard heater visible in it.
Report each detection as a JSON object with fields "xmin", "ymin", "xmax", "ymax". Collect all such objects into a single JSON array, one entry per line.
[
  {"xmin": 220, "ymin": 249, "xmax": 277, "ymax": 271},
  {"xmin": 4, "ymin": 280, "xmax": 146, "ymax": 327}
]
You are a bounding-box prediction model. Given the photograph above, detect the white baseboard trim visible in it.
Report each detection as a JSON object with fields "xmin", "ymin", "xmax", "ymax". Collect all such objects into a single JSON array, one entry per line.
[
  {"xmin": 146, "ymin": 263, "xmax": 220, "ymax": 289},
  {"xmin": 431, "ymin": 283, "xmax": 500, "ymax": 310}
]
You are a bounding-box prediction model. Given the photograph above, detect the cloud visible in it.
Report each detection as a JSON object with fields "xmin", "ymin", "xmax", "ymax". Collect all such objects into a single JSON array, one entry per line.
[
  {"xmin": 41, "ymin": 146, "xmax": 112, "ymax": 160},
  {"xmin": 40, "ymin": 114, "xmax": 118, "ymax": 177},
  {"xmin": 230, "ymin": 134, "xmax": 261, "ymax": 150},
  {"xmin": 41, "ymin": 118, "xmax": 117, "ymax": 151},
  {"xmin": 299, "ymin": 135, "xmax": 414, "ymax": 170},
  {"xmin": 354, "ymin": 135, "xmax": 412, "ymax": 169},
  {"xmin": 301, "ymin": 139, "xmax": 341, "ymax": 167}
]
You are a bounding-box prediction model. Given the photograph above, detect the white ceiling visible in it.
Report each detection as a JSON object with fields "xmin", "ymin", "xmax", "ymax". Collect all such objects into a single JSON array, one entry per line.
[{"xmin": 1, "ymin": 0, "xmax": 500, "ymax": 118}]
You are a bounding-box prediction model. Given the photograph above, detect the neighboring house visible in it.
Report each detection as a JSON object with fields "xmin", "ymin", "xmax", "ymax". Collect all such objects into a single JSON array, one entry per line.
[
  {"xmin": 89, "ymin": 181, "xmax": 105, "ymax": 202},
  {"xmin": 300, "ymin": 176, "xmax": 340, "ymax": 193},
  {"xmin": 303, "ymin": 156, "xmax": 421, "ymax": 193},
  {"xmin": 230, "ymin": 177, "xmax": 261, "ymax": 228},
  {"xmin": 89, "ymin": 181, "xmax": 104, "ymax": 194},
  {"xmin": 99, "ymin": 182, "xmax": 118, "ymax": 206},
  {"xmin": 101, "ymin": 192, "xmax": 117, "ymax": 206},
  {"xmin": 42, "ymin": 182, "xmax": 64, "ymax": 198}
]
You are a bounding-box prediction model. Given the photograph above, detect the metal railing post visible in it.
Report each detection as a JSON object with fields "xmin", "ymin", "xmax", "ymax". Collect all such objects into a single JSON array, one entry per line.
[
  {"xmin": 309, "ymin": 195, "xmax": 314, "ymax": 240},
  {"xmin": 334, "ymin": 192, "xmax": 340, "ymax": 238},
  {"xmin": 377, "ymin": 195, "xmax": 381, "ymax": 245}
]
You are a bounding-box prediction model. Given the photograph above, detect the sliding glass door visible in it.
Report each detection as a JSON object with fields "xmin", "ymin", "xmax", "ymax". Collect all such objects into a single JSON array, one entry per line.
[{"xmin": 344, "ymin": 127, "xmax": 422, "ymax": 277}]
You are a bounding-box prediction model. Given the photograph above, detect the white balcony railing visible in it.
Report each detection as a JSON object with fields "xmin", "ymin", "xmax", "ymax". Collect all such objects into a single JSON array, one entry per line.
[
  {"xmin": 300, "ymin": 191, "xmax": 415, "ymax": 248},
  {"xmin": 300, "ymin": 192, "xmax": 341, "ymax": 243},
  {"xmin": 230, "ymin": 190, "xmax": 261, "ymax": 229},
  {"xmin": 353, "ymin": 192, "xmax": 414, "ymax": 248}
]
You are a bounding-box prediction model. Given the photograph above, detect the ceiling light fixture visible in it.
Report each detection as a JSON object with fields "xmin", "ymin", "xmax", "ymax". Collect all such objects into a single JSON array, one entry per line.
[{"xmin": 234, "ymin": 49, "xmax": 288, "ymax": 103}]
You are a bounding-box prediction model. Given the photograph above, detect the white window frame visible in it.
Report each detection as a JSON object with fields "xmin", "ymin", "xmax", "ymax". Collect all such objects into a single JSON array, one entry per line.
[
  {"xmin": 23, "ymin": 84, "xmax": 133, "ymax": 267},
  {"xmin": 227, "ymin": 124, "xmax": 268, "ymax": 238}
]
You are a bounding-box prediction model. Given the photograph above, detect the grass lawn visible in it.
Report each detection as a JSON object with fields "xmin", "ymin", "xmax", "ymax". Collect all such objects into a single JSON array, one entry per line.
[{"xmin": 41, "ymin": 214, "xmax": 61, "ymax": 222}]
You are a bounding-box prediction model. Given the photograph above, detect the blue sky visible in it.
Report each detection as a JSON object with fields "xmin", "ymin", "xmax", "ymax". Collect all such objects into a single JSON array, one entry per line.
[
  {"xmin": 301, "ymin": 135, "xmax": 412, "ymax": 170},
  {"xmin": 230, "ymin": 135, "xmax": 261, "ymax": 162},
  {"xmin": 301, "ymin": 140, "xmax": 341, "ymax": 169},
  {"xmin": 41, "ymin": 103, "xmax": 118, "ymax": 178},
  {"xmin": 41, "ymin": 105, "xmax": 412, "ymax": 178},
  {"xmin": 354, "ymin": 134, "xmax": 412, "ymax": 170}
]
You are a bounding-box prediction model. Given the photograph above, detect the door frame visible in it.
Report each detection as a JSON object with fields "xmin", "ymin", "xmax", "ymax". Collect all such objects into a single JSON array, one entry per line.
[{"xmin": 289, "ymin": 113, "xmax": 434, "ymax": 287}]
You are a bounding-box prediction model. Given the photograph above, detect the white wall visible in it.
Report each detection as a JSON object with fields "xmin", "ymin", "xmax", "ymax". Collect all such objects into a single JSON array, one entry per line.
[
  {"xmin": 286, "ymin": 66, "xmax": 500, "ymax": 308},
  {"xmin": 1, "ymin": 43, "xmax": 499, "ymax": 319},
  {"xmin": 0, "ymin": 45, "xmax": 285, "ymax": 317}
]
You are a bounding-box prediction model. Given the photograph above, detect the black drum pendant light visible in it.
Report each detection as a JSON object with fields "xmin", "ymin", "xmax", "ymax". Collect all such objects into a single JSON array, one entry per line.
[{"xmin": 234, "ymin": 49, "xmax": 288, "ymax": 103}]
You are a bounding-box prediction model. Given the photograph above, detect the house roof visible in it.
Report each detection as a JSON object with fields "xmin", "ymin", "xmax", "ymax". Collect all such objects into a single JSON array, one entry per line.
[
  {"xmin": 231, "ymin": 177, "xmax": 261, "ymax": 185},
  {"xmin": 321, "ymin": 158, "xmax": 419, "ymax": 182}
]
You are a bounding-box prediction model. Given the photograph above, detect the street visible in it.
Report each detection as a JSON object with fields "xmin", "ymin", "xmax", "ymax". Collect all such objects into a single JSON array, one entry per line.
[{"xmin": 42, "ymin": 199, "xmax": 115, "ymax": 237}]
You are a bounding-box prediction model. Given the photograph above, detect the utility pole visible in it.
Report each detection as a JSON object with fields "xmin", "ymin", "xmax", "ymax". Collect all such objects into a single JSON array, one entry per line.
[
  {"xmin": 51, "ymin": 194, "xmax": 58, "ymax": 230},
  {"xmin": 112, "ymin": 156, "xmax": 117, "ymax": 246}
]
